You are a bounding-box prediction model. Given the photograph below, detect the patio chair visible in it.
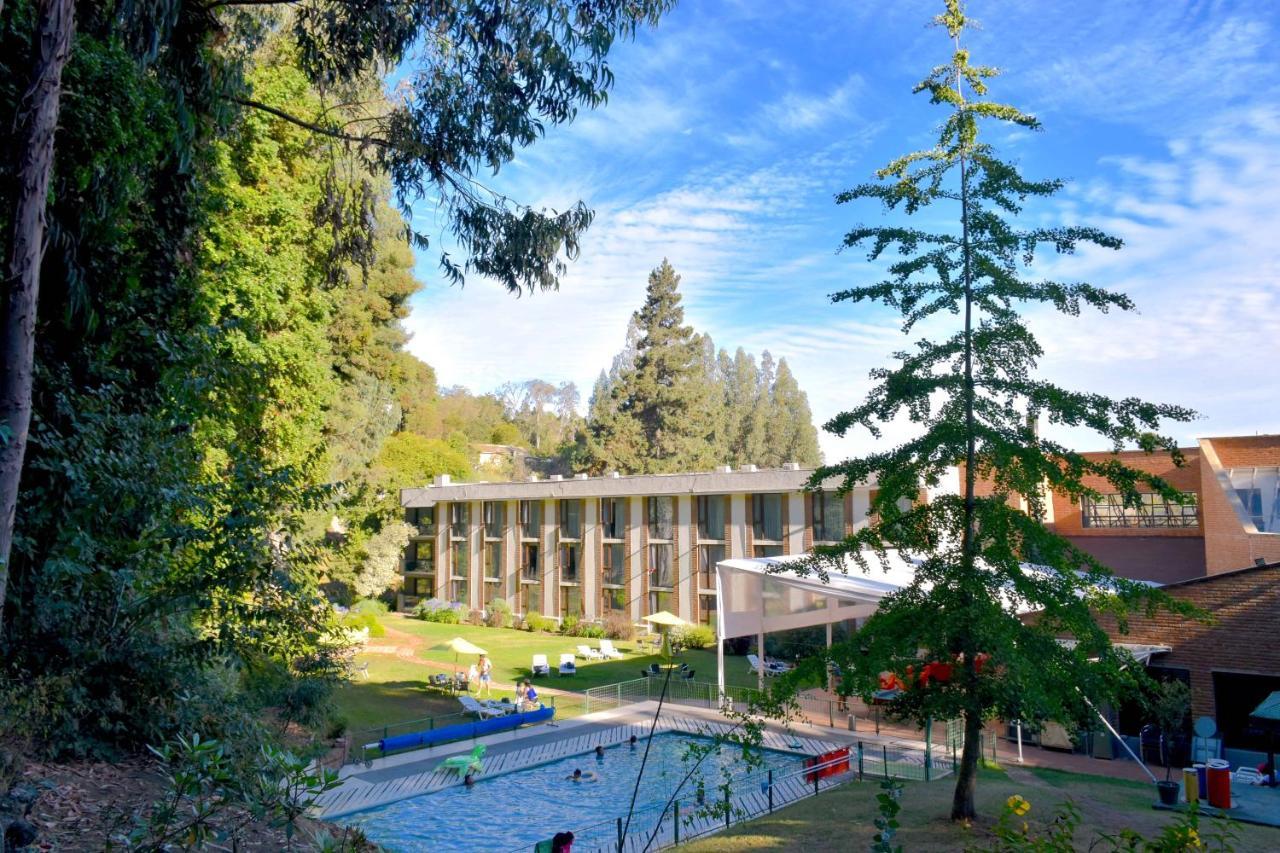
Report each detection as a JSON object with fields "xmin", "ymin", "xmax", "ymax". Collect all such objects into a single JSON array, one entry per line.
[
  {"xmin": 680, "ymin": 668, "xmax": 695, "ymax": 682},
  {"xmin": 559, "ymin": 653, "xmax": 577, "ymax": 676},
  {"xmin": 598, "ymin": 639, "xmax": 625, "ymax": 659},
  {"xmin": 747, "ymin": 654, "xmax": 774, "ymax": 677},
  {"xmin": 459, "ymin": 695, "xmax": 504, "ymax": 719},
  {"xmin": 436, "ymin": 743, "xmax": 486, "ymax": 776},
  {"xmin": 647, "ymin": 663, "xmax": 661, "ymax": 676},
  {"xmin": 532, "ymin": 654, "xmax": 550, "ymax": 677},
  {"xmin": 428, "ymin": 672, "xmax": 451, "ymax": 691},
  {"xmin": 355, "ymin": 662, "xmax": 370, "ymax": 680},
  {"xmin": 577, "ymin": 644, "xmax": 603, "ymax": 661}
]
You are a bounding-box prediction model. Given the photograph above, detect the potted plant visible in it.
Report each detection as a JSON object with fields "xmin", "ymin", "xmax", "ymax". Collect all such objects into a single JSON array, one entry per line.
[{"xmin": 1150, "ymin": 679, "xmax": 1192, "ymax": 805}]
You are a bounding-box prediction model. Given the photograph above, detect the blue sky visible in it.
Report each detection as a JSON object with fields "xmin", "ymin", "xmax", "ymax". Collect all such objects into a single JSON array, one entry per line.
[{"xmin": 401, "ymin": 0, "xmax": 1280, "ymax": 462}]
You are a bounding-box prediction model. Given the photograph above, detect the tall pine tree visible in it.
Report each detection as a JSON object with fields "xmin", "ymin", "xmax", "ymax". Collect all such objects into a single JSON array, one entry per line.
[{"xmin": 766, "ymin": 357, "xmax": 821, "ymax": 466}]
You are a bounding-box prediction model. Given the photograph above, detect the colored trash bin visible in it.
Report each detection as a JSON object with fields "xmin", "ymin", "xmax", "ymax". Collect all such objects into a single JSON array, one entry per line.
[
  {"xmin": 1183, "ymin": 768, "xmax": 1198, "ymax": 803},
  {"xmin": 1193, "ymin": 763, "xmax": 1207, "ymax": 800},
  {"xmin": 1206, "ymin": 758, "xmax": 1231, "ymax": 808}
]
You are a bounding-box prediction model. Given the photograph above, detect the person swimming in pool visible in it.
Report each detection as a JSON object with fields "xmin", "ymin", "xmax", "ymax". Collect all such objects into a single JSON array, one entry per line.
[
  {"xmin": 595, "ymin": 745, "xmax": 605, "ymax": 761},
  {"xmin": 628, "ymin": 735, "xmax": 638, "ymax": 751},
  {"xmin": 566, "ymin": 768, "xmax": 598, "ymax": 782}
]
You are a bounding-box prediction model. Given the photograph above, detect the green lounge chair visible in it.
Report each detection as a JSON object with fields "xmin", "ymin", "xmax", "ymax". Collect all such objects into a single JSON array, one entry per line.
[{"xmin": 436, "ymin": 743, "xmax": 486, "ymax": 776}]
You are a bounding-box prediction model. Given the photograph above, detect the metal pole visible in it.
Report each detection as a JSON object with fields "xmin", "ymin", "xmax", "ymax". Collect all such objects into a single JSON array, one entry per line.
[
  {"xmin": 768, "ymin": 770, "xmax": 774, "ymax": 812},
  {"xmin": 724, "ymin": 785, "xmax": 731, "ymax": 828},
  {"xmin": 1079, "ymin": 689, "xmax": 1158, "ymax": 783},
  {"xmin": 674, "ymin": 800, "xmax": 680, "ymax": 844},
  {"xmin": 857, "ymin": 742, "xmax": 864, "ymax": 780},
  {"xmin": 616, "ymin": 817, "xmax": 623, "ymax": 853},
  {"xmin": 883, "ymin": 745, "xmax": 889, "ymax": 780},
  {"xmin": 1016, "ymin": 720, "xmax": 1024, "ymax": 765}
]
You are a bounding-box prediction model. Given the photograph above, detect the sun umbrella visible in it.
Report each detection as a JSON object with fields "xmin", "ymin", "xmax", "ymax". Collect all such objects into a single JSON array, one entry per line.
[
  {"xmin": 433, "ymin": 637, "xmax": 488, "ymax": 683},
  {"xmin": 642, "ymin": 611, "xmax": 688, "ymax": 627}
]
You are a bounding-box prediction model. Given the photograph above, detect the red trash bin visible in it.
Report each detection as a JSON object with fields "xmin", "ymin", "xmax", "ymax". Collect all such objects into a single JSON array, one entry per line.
[{"xmin": 1206, "ymin": 759, "xmax": 1232, "ymax": 808}]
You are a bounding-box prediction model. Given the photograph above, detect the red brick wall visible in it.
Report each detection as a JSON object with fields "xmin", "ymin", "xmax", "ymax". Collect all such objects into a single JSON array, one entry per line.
[
  {"xmin": 1095, "ymin": 564, "xmax": 1280, "ymax": 719},
  {"xmin": 1050, "ymin": 448, "xmax": 1202, "ymax": 538},
  {"xmin": 1201, "ymin": 436, "xmax": 1280, "ymax": 574}
]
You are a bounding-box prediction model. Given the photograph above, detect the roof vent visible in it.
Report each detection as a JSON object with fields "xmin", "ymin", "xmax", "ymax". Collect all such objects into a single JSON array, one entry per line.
[
  {"xmin": 715, "ymin": 465, "xmax": 732, "ymax": 474},
  {"xmin": 550, "ymin": 474, "xmax": 563, "ymax": 481},
  {"xmin": 434, "ymin": 474, "xmax": 451, "ymax": 486},
  {"xmin": 782, "ymin": 462, "xmax": 800, "ymax": 471},
  {"xmin": 742, "ymin": 464, "xmax": 758, "ymax": 472}
]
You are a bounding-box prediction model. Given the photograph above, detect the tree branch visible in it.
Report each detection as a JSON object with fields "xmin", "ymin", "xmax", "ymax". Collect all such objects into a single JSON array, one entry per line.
[{"xmin": 232, "ymin": 97, "xmax": 388, "ymax": 148}]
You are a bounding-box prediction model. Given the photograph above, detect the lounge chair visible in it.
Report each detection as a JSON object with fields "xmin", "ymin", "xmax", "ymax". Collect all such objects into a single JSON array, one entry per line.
[
  {"xmin": 680, "ymin": 668, "xmax": 695, "ymax": 682},
  {"xmin": 532, "ymin": 654, "xmax": 550, "ymax": 677},
  {"xmin": 559, "ymin": 653, "xmax": 577, "ymax": 676},
  {"xmin": 577, "ymin": 644, "xmax": 603, "ymax": 661},
  {"xmin": 598, "ymin": 639, "xmax": 624, "ymax": 659},
  {"xmin": 647, "ymin": 663, "xmax": 661, "ymax": 676},
  {"xmin": 459, "ymin": 695, "xmax": 505, "ymax": 719},
  {"xmin": 747, "ymin": 654, "xmax": 774, "ymax": 677},
  {"xmin": 437, "ymin": 743, "xmax": 486, "ymax": 776}
]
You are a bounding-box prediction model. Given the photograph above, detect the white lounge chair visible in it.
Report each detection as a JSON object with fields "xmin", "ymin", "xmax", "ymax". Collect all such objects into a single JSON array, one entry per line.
[
  {"xmin": 532, "ymin": 654, "xmax": 550, "ymax": 677},
  {"xmin": 747, "ymin": 654, "xmax": 776, "ymax": 677},
  {"xmin": 559, "ymin": 653, "xmax": 577, "ymax": 676},
  {"xmin": 598, "ymin": 639, "xmax": 624, "ymax": 659},
  {"xmin": 459, "ymin": 695, "xmax": 504, "ymax": 719},
  {"xmin": 577, "ymin": 644, "xmax": 603, "ymax": 661}
]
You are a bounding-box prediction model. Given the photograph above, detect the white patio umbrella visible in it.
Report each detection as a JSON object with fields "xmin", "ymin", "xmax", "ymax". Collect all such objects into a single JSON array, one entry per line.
[{"xmin": 433, "ymin": 636, "xmax": 488, "ymax": 681}]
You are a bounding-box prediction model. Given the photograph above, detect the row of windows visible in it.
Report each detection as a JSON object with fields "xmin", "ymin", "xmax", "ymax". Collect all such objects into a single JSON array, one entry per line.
[
  {"xmin": 412, "ymin": 492, "xmax": 850, "ymax": 543},
  {"xmin": 1080, "ymin": 493, "xmax": 1199, "ymax": 529}
]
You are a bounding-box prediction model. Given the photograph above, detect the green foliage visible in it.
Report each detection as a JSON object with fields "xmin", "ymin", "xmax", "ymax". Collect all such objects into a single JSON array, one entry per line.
[
  {"xmin": 341, "ymin": 610, "xmax": 386, "ymax": 638},
  {"xmin": 485, "ymin": 599, "xmax": 513, "ymax": 629},
  {"xmin": 524, "ymin": 612, "xmax": 557, "ymax": 633},
  {"xmin": 799, "ymin": 0, "xmax": 1199, "ymax": 821},
  {"xmin": 559, "ymin": 614, "xmax": 580, "ymax": 635},
  {"xmin": 413, "ymin": 599, "xmax": 462, "ymax": 623},
  {"xmin": 674, "ymin": 624, "xmax": 716, "ymax": 650},
  {"xmin": 871, "ymin": 780, "xmax": 905, "ymax": 853},
  {"xmin": 349, "ymin": 598, "xmax": 390, "ymax": 616},
  {"xmin": 576, "ymin": 622, "xmax": 606, "ymax": 639},
  {"xmin": 128, "ymin": 733, "xmax": 340, "ymax": 852},
  {"xmin": 603, "ymin": 611, "xmax": 635, "ymax": 640},
  {"xmin": 376, "ymin": 432, "xmax": 471, "ymax": 487}
]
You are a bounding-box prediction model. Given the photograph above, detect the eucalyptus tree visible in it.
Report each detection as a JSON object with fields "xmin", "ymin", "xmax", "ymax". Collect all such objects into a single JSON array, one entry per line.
[{"xmin": 807, "ymin": 0, "xmax": 1197, "ymax": 820}]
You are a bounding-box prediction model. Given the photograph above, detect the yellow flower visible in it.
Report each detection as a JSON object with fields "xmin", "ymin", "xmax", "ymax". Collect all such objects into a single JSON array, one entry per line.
[
  {"xmin": 1186, "ymin": 829, "xmax": 1201, "ymax": 847},
  {"xmin": 1005, "ymin": 794, "xmax": 1031, "ymax": 816}
]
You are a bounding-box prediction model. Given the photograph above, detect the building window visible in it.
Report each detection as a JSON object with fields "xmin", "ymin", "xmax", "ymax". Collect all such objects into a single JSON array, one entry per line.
[
  {"xmin": 520, "ymin": 542, "xmax": 540, "ymax": 582},
  {"xmin": 602, "ymin": 586, "xmax": 627, "ymax": 613},
  {"xmin": 648, "ymin": 589, "xmax": 673, "ymax": 615},
  {"xmin": 403, "ymin": 575, "xmax": 433, "ymax": 597},
  {"xmin": 559, "ymin": 542, "xmax": 580, "ymax": 582},
  {"xmin": 407, "ymin": 506, "xmax": 435, "ymax": 536},
  {"xmin": 812, "ymin": 491, "xmax": 846, "ymax": 542},
  {"xmin": 484, "ymin": 581, "xmax": 504, "ymax": 607},
  {"xmin": 451, "ymin": 575, "xmax": 469, "ymax": 607},
  {"xmin": 1080, "ymin": 493, "xmax": 1199, "ymax": 528},
  {"xmin": 483, "ymin": 541, "xmax": 503, "ymax": 581},
  {"xmin": 519, "ymin": 500, "xmax": 543, "ymax": 539},
  {"xmin": 696, "ymin": 495, "xmax": 726, "ymax": 541},
  {"xmin": 519, "ymin": 581, "xmax": 541, "ymax": 615},
  {"xmin": 647, "ymin": 496, "xmax": 674, "ymax": 541},
  {"xmin": 699, "ymin": 594, "xmax": 718, "ymax": 628},
  {"xmin": 451, "ymin": 539, "xmax": 469, "ymax": 576},
  {"xmin": 1226, "ymin": 467, "xmax": 1279, "ymax": 532},
  {"xmin": 449, "ymin": 502, "xmax": 470, "ymax": 538},
  {"xmin": 649, "ymin": 543, "xmax": 673, "ymax": 588},
  {"xmin": 1212, "ymin": 671, "xmax": 1280, "ymax": 751},
  {"xmin": 601, "ymin": 497, "xmax": 626, "ymax": 540},
  {"xmin": 560, "ymin": 585, "xmax": 583, "ymax": 618},
  {"xmin": 603, "ymin": 542, "xmax": 626, "ymax": 587},
  {"xmin": 751, "ymin": 494, "xmax": 783, "ymax": 542},
  {"xmin": 698, "ymin": 544, "xmax": 724, "ymax": 590},
  {"xmin": 558, "ymin": 499, "xmax": 582, "ymax": 540},
  {"xmin": 483, "ymin": 501, "xmax": 505, "ymax": 539},
  {"xmin": 404, "ymin": 540, "xmax": 435, "ymax": 574}
]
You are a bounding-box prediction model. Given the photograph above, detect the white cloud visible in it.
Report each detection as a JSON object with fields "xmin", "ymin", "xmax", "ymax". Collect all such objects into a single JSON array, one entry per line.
[{"xmin": 762, "ymin": 75, "xmax": 864, "ymax": 131}]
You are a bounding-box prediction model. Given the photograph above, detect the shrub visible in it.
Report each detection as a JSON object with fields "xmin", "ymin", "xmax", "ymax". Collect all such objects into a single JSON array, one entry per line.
[
  {"xmin": 340, "ymin": 610, "xmax": 385, "ymax": 638},
  {"xmin": 603, "ymin": 611, "xmax": 634, "ymax": 640},
  {"xmin": 525, "ymin": 612, "xmax": 556, "ymax": 633},
  {"xmin": 486, "ymin": 600, "xmax": 513, "ymax": 629},
  {"xmin": 675, "ymin": 624, "xmax": 715, "ymax": 650},
  {"xmin": 349, "ymin": 598, "xmax": 389, "ymax": 616},
  {"xmin": 413, "ymin": 599, "xmax": 461, "ymax": 624},
  {"xmin": 324, "ymin": 715, "xmax": 348, "ymax": 741},
  {"xmin": 466, "ymin": 609, "xmax": 486, "ymax": 627},
  {"xmin": 577, "ymin": 622, "xmax": 606, "ymax": 639},
  {"xmin": 559, "ymin": 614, "xmax": 579, "ymax": 635}
]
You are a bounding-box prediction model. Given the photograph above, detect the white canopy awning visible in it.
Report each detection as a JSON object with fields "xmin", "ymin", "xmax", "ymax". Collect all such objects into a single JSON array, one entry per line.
[{"xmin": 715, "ymin": 551, "xmax": 920, "ymax": 642}]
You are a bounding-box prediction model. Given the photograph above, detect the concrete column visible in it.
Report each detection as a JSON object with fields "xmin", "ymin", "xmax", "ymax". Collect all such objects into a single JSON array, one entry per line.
[
  {"xmin": 435, "ymin": 501, "xmax": 449, "ymax": 601},
  {"xmin": 851, "ymin": 487, "xmax": 871, "ymax": 533},
  {"xmin": 728, "ymin": 494, "xmax": 748, "ymax": 559},
  {"xmin": 583, "ymin": 497, "xmax": 599, "ymax": 620},
  {"xmin": 543, "ymin": 498, "xmax": 557, "ymax": 618},
  {"xmin": 786, "ymin": 493, "xmax": 806, "ymax": 555},
  {"xmin": 676, "ymin": 495, "xmax": 693, "ymax": 623},
  {"xmin": 504, "ymin": 500, "xmax": 519, "ymax": 609},
  {"xmin": 629, "ymin": 496, "xmax": 644, "ymax": 621},
  {"xmin": 470, "ymin": 500, "xmax": 483, "ymax": 611}
]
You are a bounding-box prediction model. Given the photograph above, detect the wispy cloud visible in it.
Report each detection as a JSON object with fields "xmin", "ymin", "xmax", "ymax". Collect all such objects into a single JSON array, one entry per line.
[{"xmin": 762, "ymin": 75, "xmax": 864, "ymax": 131}]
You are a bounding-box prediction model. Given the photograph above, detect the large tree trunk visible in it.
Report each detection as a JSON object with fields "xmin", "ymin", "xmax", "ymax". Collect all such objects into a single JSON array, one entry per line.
[
  {"xmin": 0, "ymin": 0, "xmax": 75, "ymax": 630},
  {"xmin": 950, "ymin": 704, "xmax": 983, "ymax": 821}
]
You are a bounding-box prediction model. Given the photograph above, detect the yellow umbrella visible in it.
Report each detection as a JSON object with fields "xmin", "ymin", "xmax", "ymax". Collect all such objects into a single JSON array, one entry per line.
[
  {"xmin": 433, "ymin": 637, "xmax": 488, "ymax": 684},
  {"xmin": 642, "ymin": 611, "xmax": 688, "ymax": 627}
]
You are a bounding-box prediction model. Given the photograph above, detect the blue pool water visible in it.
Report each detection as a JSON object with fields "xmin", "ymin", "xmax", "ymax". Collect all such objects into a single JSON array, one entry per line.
[{"xmin": 344, "ymin": 732, "xmax": 800, "ymax": 852}]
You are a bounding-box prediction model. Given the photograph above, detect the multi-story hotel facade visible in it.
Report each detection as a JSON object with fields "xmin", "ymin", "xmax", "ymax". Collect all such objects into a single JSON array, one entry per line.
[{"xmin": 397, "ymin": 465, "xmax": 885, "ymax": 625}]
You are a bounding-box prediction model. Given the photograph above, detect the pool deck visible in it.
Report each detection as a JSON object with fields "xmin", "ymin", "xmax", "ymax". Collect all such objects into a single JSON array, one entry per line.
[{"xmin": 315, "ymin": 702, "xmax": 925, "ymax": 820}]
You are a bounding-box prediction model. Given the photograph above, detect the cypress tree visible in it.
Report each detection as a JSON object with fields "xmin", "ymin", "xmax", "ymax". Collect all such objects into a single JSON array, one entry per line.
[{"xmin": 768, "ymin": 358, "xmax": 822, "ymax": 466}]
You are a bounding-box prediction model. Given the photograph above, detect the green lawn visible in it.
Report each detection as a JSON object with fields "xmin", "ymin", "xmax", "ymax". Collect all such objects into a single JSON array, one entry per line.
[
  {"xmin": 677, "ymin": 765, "xmax": 1280, "ymax": 851},
  {"xmin": 334, "ymin": 613, "xmax": 797, "ymax": 736}
]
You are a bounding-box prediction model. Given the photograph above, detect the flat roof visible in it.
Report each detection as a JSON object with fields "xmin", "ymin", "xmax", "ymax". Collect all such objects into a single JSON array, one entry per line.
[{"xmin": 401, "ymin": 466, "xmax": 872, "ymax": 507}]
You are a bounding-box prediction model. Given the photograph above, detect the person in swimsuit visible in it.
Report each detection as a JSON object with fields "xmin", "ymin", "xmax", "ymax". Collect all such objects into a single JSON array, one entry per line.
[
  {"xmin": 566, "ymin": 768, "xmax": 598, "ymax": 782},
  {"xmin": 478, "ymin": 654, "xmax": 493, "ymax": 697}
]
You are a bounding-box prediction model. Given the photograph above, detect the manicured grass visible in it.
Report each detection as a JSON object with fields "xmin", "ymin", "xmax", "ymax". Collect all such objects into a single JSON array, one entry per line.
[
  {"xmin": 385, "ymin": 613, "xmax": 770, "ymax": 692},
  {"xmin": 677, "ymin": 765, "xmax": 1280, "ymax": 851}
]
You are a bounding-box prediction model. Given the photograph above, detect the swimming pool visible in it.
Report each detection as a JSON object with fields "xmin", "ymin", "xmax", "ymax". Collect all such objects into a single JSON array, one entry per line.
[{"xmin": 343, "ymin": 732, "xmax": 800, "ymax": 851}]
